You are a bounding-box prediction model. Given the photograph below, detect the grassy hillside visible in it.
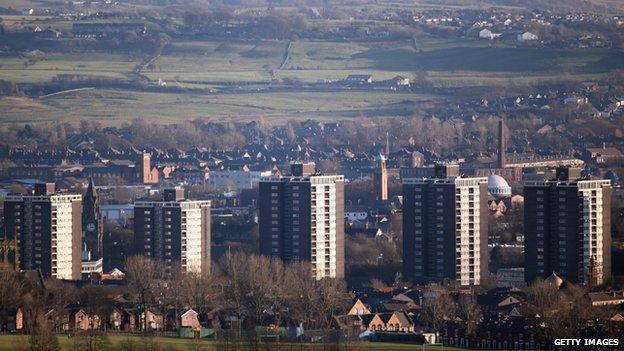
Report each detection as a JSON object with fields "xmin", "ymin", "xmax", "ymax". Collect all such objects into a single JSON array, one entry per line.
[
  {"xmin": 418, "ymin": 0, "xmax": 624, "ymax": 12},
  {"xmin": 146, "ymin": 39, "xmax": 623, "ymax": 85},
  {"xmin": 0, "ymin": 53, "xmax": 139, "ymax": 84},
  {"xmin": 0, "ymin": 36, "xmax": 622, "ymax": 124},
  {"xmin": 0, "ymin": 89, "xmax": 437, "ymax": 124}
]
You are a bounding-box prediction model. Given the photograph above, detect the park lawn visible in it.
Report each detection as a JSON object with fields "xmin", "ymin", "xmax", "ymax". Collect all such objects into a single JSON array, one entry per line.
[{"xmin": 0, "ymin": 335, "xmax": 468, "ymax": 351}]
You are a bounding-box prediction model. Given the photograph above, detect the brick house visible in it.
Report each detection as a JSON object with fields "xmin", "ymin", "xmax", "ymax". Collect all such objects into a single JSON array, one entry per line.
[
  {"xmin": 45, "ymin": 308, "xmax": 70, "ymax": 332},
  {"xmin": 366, "ymin": 311, "xmax": 414, "ymax": 332},
  {"xmin": 70, "ymin": 308, "xmax": 101, "ymax": 330},
  {"xmin": 180, "ymin": 309, "xmax": 201, "ymax": 329},
  {"xmin": 110, "ymin": 307, "xmax": 137, "ymax": 331},
  {"xmin": 141, "ymin": 308, "xmax": 164, "ymax": 331},
  {"xmin": 347, "ymin": 299, "xmax": 371, "ymax": 316}
]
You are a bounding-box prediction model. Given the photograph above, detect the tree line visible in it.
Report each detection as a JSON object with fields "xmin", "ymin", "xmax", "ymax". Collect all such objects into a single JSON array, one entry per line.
[
  {"xmin": 4, "ymin": 112, "xmax": 621, "ymax": 156},
  {"xmin": 0, "ymin": 252, "xmax": 349, "ymax": 350},
  {"xmin": 420, "ymin": 279, "xmax": 621, "ymax": 347}
]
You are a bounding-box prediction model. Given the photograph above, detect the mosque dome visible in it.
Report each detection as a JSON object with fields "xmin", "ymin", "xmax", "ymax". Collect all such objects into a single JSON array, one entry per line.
[{"xmin": 487, "ymin": 174, "xmax": 512, "ymax": 199}]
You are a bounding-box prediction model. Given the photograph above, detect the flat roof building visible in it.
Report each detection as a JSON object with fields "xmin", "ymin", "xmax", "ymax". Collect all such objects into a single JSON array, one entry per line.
[
  {"xmin": 259, "ymin": 163, "xmax": 345, "ymax": 279},
  {"xmin": 403, "ymin": 166, "xmax": 489, "ymax": 286},
  {"xmin": 133, "ymin": 188, "xmax": 211, "ymax": 274},
  {"xmin": 2, "ymin": 183, "xmax": 82, "ymax": 280},
  {"xmin": 524, "ymin": 168, "xmax": 611, "ymax": 285}
]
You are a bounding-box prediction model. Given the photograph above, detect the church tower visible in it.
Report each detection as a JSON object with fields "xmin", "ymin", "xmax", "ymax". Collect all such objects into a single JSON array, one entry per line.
[{"xmin": 82, "ymin": 178, "xmax": 103, "ymax": 274}]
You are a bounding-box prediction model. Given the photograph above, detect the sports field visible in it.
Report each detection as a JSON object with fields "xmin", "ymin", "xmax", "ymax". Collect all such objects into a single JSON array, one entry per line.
[{"xmin": 0, "ymin": 335, "xmax": 466, "ymax": 351}]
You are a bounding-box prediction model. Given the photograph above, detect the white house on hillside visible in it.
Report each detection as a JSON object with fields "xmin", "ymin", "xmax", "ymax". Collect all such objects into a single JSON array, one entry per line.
[
  {"xmin": 517, "ymin": 31, "xmax": 538, "ymax": 42},
  {"xmin": 479, "ymin": 29, "xmax": 501, "ymax": 40}
]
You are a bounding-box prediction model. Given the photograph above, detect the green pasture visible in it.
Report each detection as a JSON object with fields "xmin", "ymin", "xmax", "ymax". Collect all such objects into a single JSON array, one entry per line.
[
  {"xmin": 0, "ymin": 89, "xmax": 437, "ymax": 124},
  {"xmin": 0, "ymin": 35, "xmax": 623, "ymax": 123}
]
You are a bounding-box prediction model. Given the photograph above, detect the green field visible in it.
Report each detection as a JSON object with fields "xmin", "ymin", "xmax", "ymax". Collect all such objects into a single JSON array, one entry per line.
[
  {"xmin": 147, "ymin": 39, "xmax": 623, "ymax": 85},
  {"xmin": 0, "ymin": 335, "xmax": 466, "ymax": 351},
  {"xmin": 4, "ymin": 39, "xmax": 620, "ymax": 87},
  {"xmin": 0, "ymin": 35, "xmax": 623, "ymax": 123},
  {"xmin": 0, "ymin": 89, "xmax": 437, "ymax": 124},
  {"xmin": 0, "ymin": 52, "xmax": 140, "ymax": 84}
]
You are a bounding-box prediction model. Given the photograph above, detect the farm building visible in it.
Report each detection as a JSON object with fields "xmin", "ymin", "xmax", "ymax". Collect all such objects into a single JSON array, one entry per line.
[
  {"xmin": 345, "ymin": 74, "xmax": 373, "ymax": 84},
  {"xmin": 517, "ymin": 32, "xmax": 538, "ymax": 42},
  {"xmin": 479, "ymin": 29, "xmax": 501, "ymax": 40}
]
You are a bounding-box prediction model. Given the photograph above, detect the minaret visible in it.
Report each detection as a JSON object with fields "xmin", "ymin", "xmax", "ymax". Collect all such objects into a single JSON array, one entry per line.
[
  {"xmin": 374, "ymin": 153, "xmax": 388, "ymax": 201},
  {"xmin": 498, "ymin": 118, "xmax": 506, "ymax": 168}
]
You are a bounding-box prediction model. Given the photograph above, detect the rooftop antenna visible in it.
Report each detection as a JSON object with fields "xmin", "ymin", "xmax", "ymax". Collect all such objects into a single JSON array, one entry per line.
[{"xmin": 385, "ymin": 131, "xmax": 390, "ymax": 156}]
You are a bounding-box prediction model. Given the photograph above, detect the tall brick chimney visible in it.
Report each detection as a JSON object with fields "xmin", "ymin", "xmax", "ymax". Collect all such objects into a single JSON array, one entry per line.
[{"xmin": 498, "ymin": 118, "xmax": 506, "ymax": 169}]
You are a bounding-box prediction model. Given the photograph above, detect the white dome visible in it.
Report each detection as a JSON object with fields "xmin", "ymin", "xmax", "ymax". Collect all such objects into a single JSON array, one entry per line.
[{"xmin": 488, "ymin": 174, "xmax": 512, "ymax": 198}]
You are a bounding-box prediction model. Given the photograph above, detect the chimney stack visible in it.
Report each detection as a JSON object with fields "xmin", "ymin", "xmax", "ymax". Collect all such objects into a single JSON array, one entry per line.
[{"xmin": 498, "ymin": 118, "xmax": 506, "ymax": 169}]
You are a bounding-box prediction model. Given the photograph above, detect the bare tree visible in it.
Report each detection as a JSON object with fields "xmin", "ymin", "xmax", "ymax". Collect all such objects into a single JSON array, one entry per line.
[
  {"xmin": 0, "ymin": 271, "xmax": 25, "ymax": 328},
  {"xmin": 214, "ymin": 252, "xmax": 250, "ymax": 329},
  {"xmin": 284, "ymin": 262, "xmax": 319, "ymax": 329},
  {"xmin": 125, "ymin": 255, "xmax": 161, "ymax": 331},
  {"xmin": 45, "ymin": 279, "xmax": 79, "ymax": 311},
  {"xmin": 316, "ymin": 278, "xmax": 349, "ymax": 329},
  {"xmin": 29, "ymin": 314, "xmax": 60, "ymax": 351},
  {"xmin": 44, "ymin": 279, "xmax": 79, "ymax": 332},
  {"xmin": 522, "ymin": 279, "xmax": 565, "ymax": 339},
  {"xmin": 457, "ymin": 294, "xmax": 482, "ymax": 339},
  {"xmin": 79, "ymin": 285, "xmax": 115, "ymax": 330},
  {"xmin": 522, "ymin": 279, "xmax": 561, "ymax": 319},
  {"xmin": 216, "ymin": 252, "xmax": 287, "ymax": 331},
  {"xmin": 179, "ymin": 271, "xmax": 217, "ymax": 316},
  {"xmin": 420, "ymin": 283, "xmax": 456, "ymax": 332},
  {"xmin": 284, "ymin": 262, "xmax": 348, "ymax": 330}
]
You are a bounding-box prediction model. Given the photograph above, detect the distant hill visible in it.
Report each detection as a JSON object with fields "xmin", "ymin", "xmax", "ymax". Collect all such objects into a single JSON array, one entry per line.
[
  {"xmin": 493, "ymin": 0, "xmax": 623, "ymax": 11},
  {"xmin": 421, "ymin": 0, "xmax": 623, "ymax": 13},
  {"xmin": 117, "ymin": 0, "xmax": 624, "ymax": 13}
]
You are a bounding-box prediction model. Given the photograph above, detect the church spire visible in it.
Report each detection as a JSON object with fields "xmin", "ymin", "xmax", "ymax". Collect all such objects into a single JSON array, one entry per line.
[{"xmin": 86, "ymin": 177, "xmax": 97, "ymax": 199}]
